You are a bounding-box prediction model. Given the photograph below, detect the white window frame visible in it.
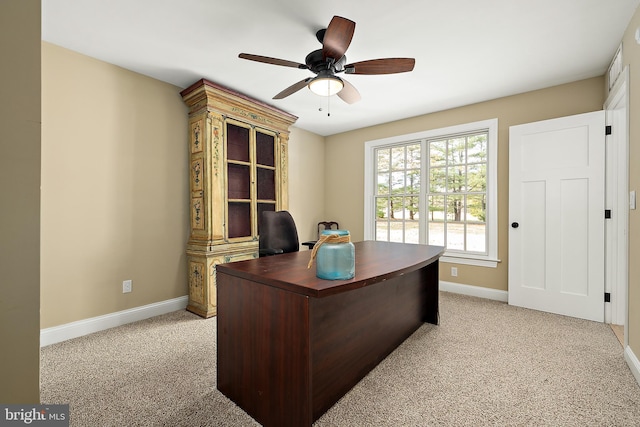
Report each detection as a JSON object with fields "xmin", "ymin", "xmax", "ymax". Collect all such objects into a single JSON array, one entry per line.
[{"xmin": 364, "ymin": 119, "xmax": 499, "ymax": 268}]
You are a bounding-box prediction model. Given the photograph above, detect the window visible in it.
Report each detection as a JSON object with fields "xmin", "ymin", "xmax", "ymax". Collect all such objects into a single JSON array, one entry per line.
[
  {"xmin": 427, "ymin": 132, "xmax": 487, "ymax": 254},
  {"xmin": 375, "ymin": 143, "xmax": 421, "ymax": 244},
  {"xmin": 364, "ymin": 119, "xmax": 498, "ymax": 267}
]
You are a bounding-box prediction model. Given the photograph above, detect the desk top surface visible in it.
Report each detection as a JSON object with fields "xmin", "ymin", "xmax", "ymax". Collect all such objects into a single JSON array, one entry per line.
[{"xmin": 216, "ymin": 241, "xmax": 444, "ymax": 298}]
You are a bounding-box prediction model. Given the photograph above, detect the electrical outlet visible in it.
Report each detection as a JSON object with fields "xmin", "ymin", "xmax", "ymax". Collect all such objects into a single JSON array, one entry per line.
[
  {"xmin": 451, "ymin": 267, "xmax": 458, "ymax": 277},
  {"xmin": 122, "ymin": 280, "xmax": 132, "ymax": 293}
]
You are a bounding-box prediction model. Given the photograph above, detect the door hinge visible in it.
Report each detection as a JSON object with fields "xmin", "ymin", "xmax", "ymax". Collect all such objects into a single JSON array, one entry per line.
[
  {"xmin": 605, "ymin": 125, "xmax": 612, "ymax": 135},
  {"xmin": 605, "ymin": 209, "xmax": 612, "ymax": 219},
  {"xmin": 605, "ymin": 292, "xmax": 611, "ymax": 302}
]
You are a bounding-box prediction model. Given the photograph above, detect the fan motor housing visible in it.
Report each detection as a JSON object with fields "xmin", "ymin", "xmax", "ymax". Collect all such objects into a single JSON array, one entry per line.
[{"xmin": 305, "ymin": 49, "xmax": 346, "ymax": 74}]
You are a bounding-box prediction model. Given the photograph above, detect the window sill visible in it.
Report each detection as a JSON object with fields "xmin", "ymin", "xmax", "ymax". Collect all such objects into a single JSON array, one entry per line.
[{"xmin": 440, "ymin": 255, "xmax": 500, "ymax": 268}]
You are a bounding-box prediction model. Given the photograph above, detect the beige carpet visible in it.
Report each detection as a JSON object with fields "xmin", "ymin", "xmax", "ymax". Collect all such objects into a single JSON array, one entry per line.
[{"xmin": 40, "ymin": 292, "xmax": 640, "ymax": 426}]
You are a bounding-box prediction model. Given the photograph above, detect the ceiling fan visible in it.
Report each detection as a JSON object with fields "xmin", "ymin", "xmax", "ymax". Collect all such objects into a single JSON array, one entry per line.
[{"xmin": 238, "ymin": 16, "xmax": 415, "ymax": 104}]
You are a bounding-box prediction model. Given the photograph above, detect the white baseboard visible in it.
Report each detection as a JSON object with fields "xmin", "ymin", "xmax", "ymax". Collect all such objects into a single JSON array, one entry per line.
[
  {"xmin": 625, "ymin": 345, "xmax": 640, "ymax": 387},
  {"xmin": 440, "ymin": 280, "xmax": 508, "ymax": 302},
  {"xmin": 40, "ymin": 296, "xmax": 189, "ymax": 347}
]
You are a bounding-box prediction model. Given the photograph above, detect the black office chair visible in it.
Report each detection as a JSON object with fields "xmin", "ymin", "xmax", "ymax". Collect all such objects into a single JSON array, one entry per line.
[
  {"xmin": 302, "ymin": 221, "xmax": 339, "ymax": 249},
  {"xmin": 259, "ymin": 210, "xmax": 300, "ymax": 257}
]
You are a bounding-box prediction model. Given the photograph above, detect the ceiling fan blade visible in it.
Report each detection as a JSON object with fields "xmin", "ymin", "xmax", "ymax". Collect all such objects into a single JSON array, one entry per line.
[
  {"xmin": 273, "ymin": 78, "xmax": 313, "ymax": 99},
  {"xmin": 344, "ymin": 58, "xmax": 415, "ymax": 75},
  {"xmin": 239, "ymin": 53, "xmax": 308, "ymax": 69},
  {"xmin": 337, "ymin": 78, "xmax": 361, "ymax": 104},
  {"xmin": 322, "ymin": 16, "xmax": 355, "ymax": 61}
]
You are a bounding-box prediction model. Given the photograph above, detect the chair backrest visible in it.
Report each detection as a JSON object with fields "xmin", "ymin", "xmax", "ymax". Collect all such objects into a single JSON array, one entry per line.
[
  {"xmin": 259, "ymin": 211, "xmax": 300, "ymax": 254},
  {"xmin": 317, "ymin": 221, "xmax": 339, "ymax": 238}
]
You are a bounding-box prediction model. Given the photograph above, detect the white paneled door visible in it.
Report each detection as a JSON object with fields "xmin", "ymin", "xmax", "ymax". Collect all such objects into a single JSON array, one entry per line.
[{"xmin": 509, "ymin": 111, "xmax": 605, "ymax": 322}]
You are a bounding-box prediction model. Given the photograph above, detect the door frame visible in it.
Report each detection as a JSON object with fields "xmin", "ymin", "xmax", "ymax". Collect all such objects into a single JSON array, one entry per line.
[{"xmin": 604, "ymin": 66, "xmax": 629, "ymax": 343}]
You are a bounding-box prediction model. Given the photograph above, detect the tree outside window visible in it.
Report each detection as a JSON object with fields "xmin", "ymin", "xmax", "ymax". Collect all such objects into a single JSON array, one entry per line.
[
  {"xmin": 375, "ymin": 143, "xmax": 420, "ymax": 243},
  {"xmin": 428, "ymin": 132, "xmax": 488, "ymax": 254},
  {"xmin": 366, "ymin": 118, "xmax": 497, "ymax": 267}
]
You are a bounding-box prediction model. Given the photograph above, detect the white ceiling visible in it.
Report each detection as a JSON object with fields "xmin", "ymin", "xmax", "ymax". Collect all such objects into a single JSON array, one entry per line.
[{"xmin": 42, "ymin": 0, "xmax": 639, "ymax": 136}]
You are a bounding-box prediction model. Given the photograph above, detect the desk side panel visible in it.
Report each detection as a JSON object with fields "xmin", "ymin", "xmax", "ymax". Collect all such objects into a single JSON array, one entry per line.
[
  {"xmin": 310, "ymin": 262, "xmax": 439, "ymax": 421},
  {"xmin": 217, "ymin": 272, "xmax": 312, "ymax": 426}
]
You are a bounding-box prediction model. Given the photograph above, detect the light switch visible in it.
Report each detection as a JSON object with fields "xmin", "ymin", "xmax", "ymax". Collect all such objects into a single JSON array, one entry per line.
[{"xmin": 630, "ymin": 191, "xmax": 636, "ymax": 210}]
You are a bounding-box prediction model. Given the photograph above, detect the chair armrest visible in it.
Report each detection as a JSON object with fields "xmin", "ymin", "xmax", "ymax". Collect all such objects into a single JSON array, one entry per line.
[
  {"xmin": 301, "ymin": 241, "xmax": 317, "ymax": 249},
  {"xmin": 259, "ymin": 248, "xmax": 285, "ymax": 257}
]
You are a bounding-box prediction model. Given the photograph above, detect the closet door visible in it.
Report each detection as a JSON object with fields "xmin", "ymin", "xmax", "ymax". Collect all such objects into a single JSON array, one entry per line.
[{"xmin": 509, "ymin": 111, "xmax": 605, "ymax": 322}]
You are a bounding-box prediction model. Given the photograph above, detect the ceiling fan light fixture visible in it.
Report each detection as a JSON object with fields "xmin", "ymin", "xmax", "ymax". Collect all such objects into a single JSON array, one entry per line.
[
  {"xmin": 239, "ymin": 16, "xmax": 414, "ymax": 104},
  {"xmin": 308, "ymin": 75, "xmax": 344, "ymax": 96}
]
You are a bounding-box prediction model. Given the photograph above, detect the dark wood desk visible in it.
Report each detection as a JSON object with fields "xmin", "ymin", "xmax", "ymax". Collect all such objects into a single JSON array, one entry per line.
[{"xmin": 216, "ymin": 241, "xmax": 444, "ymax": 426}]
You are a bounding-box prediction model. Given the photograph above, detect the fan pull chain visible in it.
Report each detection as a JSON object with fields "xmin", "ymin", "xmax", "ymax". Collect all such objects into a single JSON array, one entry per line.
[{"xmin": 318, "ymin": 95, "xmax": 331, "ymax": 117}]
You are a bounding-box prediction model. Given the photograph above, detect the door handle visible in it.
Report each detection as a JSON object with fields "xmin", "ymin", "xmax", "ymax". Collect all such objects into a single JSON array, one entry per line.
[{"xmin": 511, "ymin": 222, "xmax": 519, "ymax": 228}]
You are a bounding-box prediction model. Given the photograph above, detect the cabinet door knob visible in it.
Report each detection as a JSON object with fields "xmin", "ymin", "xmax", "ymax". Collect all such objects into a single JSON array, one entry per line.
[{"xmin": 511, "ymin": 222, "xmax": 519, "ymax": 229}]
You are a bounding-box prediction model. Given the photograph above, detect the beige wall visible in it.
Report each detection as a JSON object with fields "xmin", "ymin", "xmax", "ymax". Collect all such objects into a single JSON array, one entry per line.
[
  {"xmin": 621, "ymin": 8, "xmax": 640, "ymax": 360},
  {"xmin": 288, "ymin": 127, "xmax": 326, "ymax": 245},
  {"xmin": 325, "ymin": 77, "xmax": 605, "ymax": 291},
  {"xmin": 40, "ymin": 43, "xmax": 327, "ymax": 328},
  {"xmin": 0, "ymin": 0, "xmax": 41, "ymax": 403},
  {"xmin": 41, "ymin": 43, "xmax": 190, "ymax": 328}
]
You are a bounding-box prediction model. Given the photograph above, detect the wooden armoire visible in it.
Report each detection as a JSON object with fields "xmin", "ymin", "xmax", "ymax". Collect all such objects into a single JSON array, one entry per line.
[{"xmin": 180, "ymin": 79, "xmax": 297, "ymax": 318}]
